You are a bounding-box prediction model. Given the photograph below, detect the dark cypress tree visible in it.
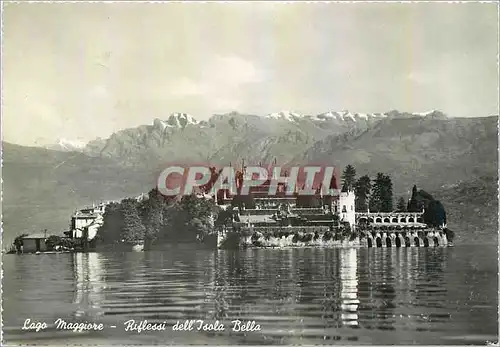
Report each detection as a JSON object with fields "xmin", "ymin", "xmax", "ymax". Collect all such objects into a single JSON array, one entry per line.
[
  {"xmin": 369, "ymin": 173, "xmax": 393, "ymax": 212},
  {"xmin": 341, "ymin": 165, "xmax": 357, "ymax": 192},
  {"xmin": 407, "ymin": 185, "xmax": 420, "ymax": 212},
  {"xmin": 369, "ymin": 173, "xmax": 385, "ymax": 212},
  {"xmin": 380, "ymin": 174, "xmax": 393, "ymax": 212},
  {"xmin": 355, "ymin": 175, "xmax": 371, "ymax": 212}
]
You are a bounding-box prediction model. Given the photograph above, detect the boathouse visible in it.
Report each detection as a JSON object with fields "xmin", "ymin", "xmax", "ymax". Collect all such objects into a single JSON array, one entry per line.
[{"xmin": 21, "ymin": 232, "xmax": 49, "ymax": 253}]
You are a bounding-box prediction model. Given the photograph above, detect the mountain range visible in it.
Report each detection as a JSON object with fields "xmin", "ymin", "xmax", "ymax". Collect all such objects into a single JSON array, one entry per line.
[
  {"xmin": 2, "ymin": 109, "xmax": 498, "ymax": 247},
  {"xmin": 81, "ymin": 109, "xmax": 448, "ymax": 166}
]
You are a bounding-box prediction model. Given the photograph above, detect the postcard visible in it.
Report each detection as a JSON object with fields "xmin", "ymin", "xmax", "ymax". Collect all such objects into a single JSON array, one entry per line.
[{"xmin": 1, "ymin": 1, "xmax": 498, "ymax": 346}]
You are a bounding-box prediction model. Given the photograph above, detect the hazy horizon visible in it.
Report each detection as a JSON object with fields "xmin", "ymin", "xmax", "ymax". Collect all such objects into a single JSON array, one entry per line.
[{"xmin": 2, "ymin": 2, "xmax": 499, "ymax": 146}]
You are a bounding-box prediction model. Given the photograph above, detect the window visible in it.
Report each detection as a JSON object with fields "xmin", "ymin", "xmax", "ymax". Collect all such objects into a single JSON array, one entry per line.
[
  {"xmin": 342, "ymin": 205, "xmax": 347, "ymax": 212},
  {"xmin": 351, "ymin": 205, "xmax": 353, "ymax": 211}
]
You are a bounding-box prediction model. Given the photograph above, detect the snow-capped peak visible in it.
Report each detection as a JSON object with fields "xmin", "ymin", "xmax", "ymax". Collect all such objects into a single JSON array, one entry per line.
[
  {"xmin": 266, "ymin": 111, "xmax": 303, "ymax": 122},
  {"xmin": 414, "ymin": 109, "xmax": 447, "ymax": 118},
  {"xmin": 168, "ymin": 113, "xmax": 199, "ymax": 127},
  {"xmin": 39, "ymin": 137, "xmax": 87, "ymax": 152},
  {"xmin": 152, "ymin": 113, "xmax": 199, "ymax": 130},
  {"xmin": 313, "ymin": 110, "xmax": 366, "ymax": 122},
  {"xmin": 414, "ymin": 110, "xmax": 437, "ymax": 116},
  {"xmin": 56, "ymin": 138, "xmax": 87, "ymax": 149},
  {"xmin": 312, "ymin": 110, "xmax": 395, "ymax": 122}
]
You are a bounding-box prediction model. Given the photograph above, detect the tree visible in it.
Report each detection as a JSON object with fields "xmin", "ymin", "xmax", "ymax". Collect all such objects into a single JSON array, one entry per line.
[
  {"xmin": 98, "ymin": 190, "xmax": 221, "ymax": 246},
  {"xmin": 215, "ymin": 209, "xmax": 234, "ymax": 227},
  {"xmin": 369, "ymin": 173, "xmax": 384, "ymax": 212},
  {"xmin": 423, "ymin": 200, "xmax": 447, "ymax": 227},
  {"xmin": 407, "ymin": 185, "xmax": 434, "ymax": 212},
  {"xmin": 341, "ymin": 165, "xmax": 357, "ymax": 192},
  {"xmin": 174, "ymin": 194, "xmax": 218, "ymax": 241},
  {"xmin": 369, "ymin": 173, "xmax": 393, "ymax": 212},
  {"xmin": 46, "ymin": 235, "xmax": 62, "ymax": 250},
  {"xmin": 142, "ymin": 189, "xmax": 165, "ymax": 243},
  {"xmin": 396, "ymin": 197, "xmax": 407, "ymax": 212},
  {"xmin": 355, "ymin": 175, "xmax": 371, "ymax": 212},
  {"xmin": 13, "ymin": 234, "xmax": 28, "ymax": 252},
  {"xmin": 120, "ymin": 198, "xmax": 146, "ymax": 243},
  {"xmin": 96, "ymin": 202, "xmax": 123, "ymax": 244},
  {"xmin": 407, "ymin": 185, "xmax": 419, "ymax": 212}
]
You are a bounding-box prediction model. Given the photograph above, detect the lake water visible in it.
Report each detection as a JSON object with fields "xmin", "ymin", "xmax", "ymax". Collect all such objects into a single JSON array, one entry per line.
[{"xmin": 3, "ymin": 245, "xmax": 498, "ymax": 345}]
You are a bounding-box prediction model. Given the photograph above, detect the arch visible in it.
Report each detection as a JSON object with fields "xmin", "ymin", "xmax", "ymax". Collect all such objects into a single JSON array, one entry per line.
[
  {"xmin": 395, "ymin": 237, "xmax": 402, "ymax": 247},
  {"xmin": 392, "ymin": 218, "xmax": 398, "ymax": 223},
  {"xmin": 423, "ymin": 238, "xmax": 429, "ymax": 247},
  {"xmin": 367, "ymin": 238, "xmax": 373, "ymax": 247},
  {"xmin": 408, "ymin": 217, "xmax": 415, "ymax": 223},
  {"xmin": 433, "ymin": 236, "xmax": 440, "ymax": 247},
  {"xmin": 375, "ymin": 237, "xmax": 382, "ymax": 247},
  {"xmin": 405, "ymin": 237, "xmax": 411, "ymax": 247},
  {"xmin": 375, "ymin": 218, "xmax": 382, "ymax": 223},
  {"xmin": 400, "ymin": 218, "xmax": 407, "ymax": 223},
  {"xmin": 414, "ymin": 237, "xmax": 420, "ymax": 247},
  {"xmin": 383, "ymin": 218, "xmax": 390, "ymax": 223},
  {"xmin": 386, "ymin": 237, "xmax": 392, "ymax": 247}
]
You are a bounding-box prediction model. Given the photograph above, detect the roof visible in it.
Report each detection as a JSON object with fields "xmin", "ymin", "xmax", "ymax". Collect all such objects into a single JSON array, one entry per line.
[
  {"xmin": 22, "ymin": 233, "xmax": 49, "ymax": 239},
  {"xmin": 22, "ymin": 232, "xmax": 66, "ymax": 239},
  {"xmin": 240, "ymin": 214, "xmax": 278, "ymax": 223},
  {"xmin": 73, "ymin": 213, "xmax": 99, "ymax": 218}
]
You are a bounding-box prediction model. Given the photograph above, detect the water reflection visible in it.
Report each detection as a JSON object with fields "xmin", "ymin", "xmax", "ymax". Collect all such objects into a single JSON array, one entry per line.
[
  {"xmin": 3, "ymin": 245, "xmax": 498, "ymax": 345},
  {"xmin": 73, "ymin": 252, "xmax": 106, "ymax": 319},
  {"xmin": 340, "ymin": 249, "xmax": 359, "ymax": 327}
]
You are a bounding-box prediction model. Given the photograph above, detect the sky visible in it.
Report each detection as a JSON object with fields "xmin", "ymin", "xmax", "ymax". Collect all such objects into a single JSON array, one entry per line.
[{"xmin": 2, "ymin": 2, "xmax": 499, "ymax": 146}]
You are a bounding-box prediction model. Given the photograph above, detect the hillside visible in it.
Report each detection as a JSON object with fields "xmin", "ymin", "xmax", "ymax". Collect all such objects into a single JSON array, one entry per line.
[
  {"xmin": 432, "ymin": 175, "xmax": 498, "ymax": 244},
  {"xmin": 1, "ymin": 142, "xmax": 153, "ymax": 247},
  {"xmin": 294, "ymin": 116, "xmax": 498, "ymax": 195}
]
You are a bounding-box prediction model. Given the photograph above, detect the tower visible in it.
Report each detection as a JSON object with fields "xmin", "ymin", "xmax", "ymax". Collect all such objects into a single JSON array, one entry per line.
[{"xmin": 339, "ymin": 189, "xmax": 356, "ymax": 230}]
